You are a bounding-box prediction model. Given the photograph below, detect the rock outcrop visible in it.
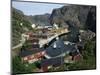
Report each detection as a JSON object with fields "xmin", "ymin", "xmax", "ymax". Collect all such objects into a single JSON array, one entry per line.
[{"xmin": 49, "ymin": 5, "xmax": 96, "ymax": 32}]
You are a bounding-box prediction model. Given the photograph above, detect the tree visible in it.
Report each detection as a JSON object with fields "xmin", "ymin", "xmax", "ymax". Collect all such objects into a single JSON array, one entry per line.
[
  {"xmin": 12, "ymin": 56, "xmax": 32, "ymax": 74},
  {"xmin": 67, "ymin": 39, "xmax": 96, "ymax": 70}
]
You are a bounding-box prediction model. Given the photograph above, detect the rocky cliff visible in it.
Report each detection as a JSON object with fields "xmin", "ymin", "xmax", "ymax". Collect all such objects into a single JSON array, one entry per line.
[{"xmin": 49, "ymin": 5, "xmax": 96, "ymax": 32}]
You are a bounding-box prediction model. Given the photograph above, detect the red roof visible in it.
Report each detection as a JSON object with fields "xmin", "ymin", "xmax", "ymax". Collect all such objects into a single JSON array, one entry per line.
[{"xmin": 25, "ymin": 51, "xmax": 46, "ymax": 61}]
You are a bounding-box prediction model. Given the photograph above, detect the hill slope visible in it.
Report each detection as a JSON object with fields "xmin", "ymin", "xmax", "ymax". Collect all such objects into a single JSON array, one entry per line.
[
  {"xmin": 12, "ymin": 8, "xmax": 33, "ymax": 46},
  {"xmin": 26, "ymin": 13, "xmax": 51, "ymax": 26}
]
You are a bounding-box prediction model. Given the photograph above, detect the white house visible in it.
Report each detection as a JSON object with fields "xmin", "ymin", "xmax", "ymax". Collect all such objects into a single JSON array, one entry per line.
[
  {"xmin": 53, "ymin": 23, "xmax": 59, "ymax": 29},
  {"xmin": 31, "ymin": 24, "xmax": 36, "ymax": 28}
]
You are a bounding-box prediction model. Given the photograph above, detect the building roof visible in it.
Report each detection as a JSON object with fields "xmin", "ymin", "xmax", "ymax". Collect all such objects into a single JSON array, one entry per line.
[
  {"xmin": 32, "ymin": 44, "xmax": 40, "ymax": 48},
  {"xmin": 41, "ymin": 57, "xmax": 64, "ymax": 67},
  {"xmin": 19, "ymin": 48, "xmax": 44, "ymax": 57},
  {"xmin": 45, "ymin": 39, "xmax": 78, "ymax": 57},
  {"xmin": 22, "ymin": 44, "xmax": 40, "ymax": 50},
  {"xmin": 28, "ymin": 38, "xmax": 39, "ymax": 42}
]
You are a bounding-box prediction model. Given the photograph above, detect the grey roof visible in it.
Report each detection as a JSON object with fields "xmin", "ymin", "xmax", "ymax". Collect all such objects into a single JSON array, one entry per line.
[
  {"xmin": 41, "ymin": 57, "xmax": 64, "ymax": 67},
  {"xmin": 46, "ymin": 39, "xmax": 78, "ymax": 57},
  {"xmin": 20, "ymin": 48, "xmax": 43, "ymax": 57},
  {"xmin": 32, "ymin": 44, "xmax": 39, "ymax": 48}
]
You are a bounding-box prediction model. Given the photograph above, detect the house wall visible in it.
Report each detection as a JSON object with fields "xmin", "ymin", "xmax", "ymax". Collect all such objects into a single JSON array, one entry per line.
[
  {"xmin": 73, "ymin": 54, "xmax": 82, "ymax": 61},
  {"xmin": 22, "ymin": 51, "xmax": 46, "ymax": 63},
  {"xmin": 41, "ymin": 66, "xmax": 48, "ymax": 72},
  {"xmin": 64, "ymin": 56, "xmax": 73, "ymax": 63}
]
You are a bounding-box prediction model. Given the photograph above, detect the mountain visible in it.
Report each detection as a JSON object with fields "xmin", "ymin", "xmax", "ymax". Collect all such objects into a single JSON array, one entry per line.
[
  {"xmin": 49, "ymin": 5, "xmax": 96, "ymax": 32},
  {"xmin": 26, "ymin": 13, "xmax": 51, "ymax": 26},
  {"xmin": 12, "ymin": 7, "xmax": 33, "ymax": 46},
  {"xmin": 12, "ymin": 5, "xmax": 96, "ymax": 47}
]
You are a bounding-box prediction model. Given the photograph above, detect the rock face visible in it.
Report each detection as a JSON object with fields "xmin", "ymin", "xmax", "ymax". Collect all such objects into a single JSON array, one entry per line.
[
  {"xmin": 79, "ymin": 30, "xmax": 95, "ymax": 42},
  {"xmin": 49, "ymin": 5, "xmax": 96, "ymax": 32},
  {"xmin": 85, "ymin": 7, "xmax": 96, "ymax": 32}
]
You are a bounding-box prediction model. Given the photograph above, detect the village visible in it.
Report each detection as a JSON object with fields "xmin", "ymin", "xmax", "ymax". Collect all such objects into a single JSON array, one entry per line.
[
  {"xmin": 17, "ymin": 23, "xmax": 83, "ymax": 72},
  {"xmin": 11, "ymin": 1, "xmax": 96, "ymax": 74}
]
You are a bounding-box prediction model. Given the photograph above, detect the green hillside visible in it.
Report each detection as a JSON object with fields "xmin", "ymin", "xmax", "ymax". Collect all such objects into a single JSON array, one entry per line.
[{"xmin": 12, "ymin": 8, "xmax": 32, "ymax": 46}]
